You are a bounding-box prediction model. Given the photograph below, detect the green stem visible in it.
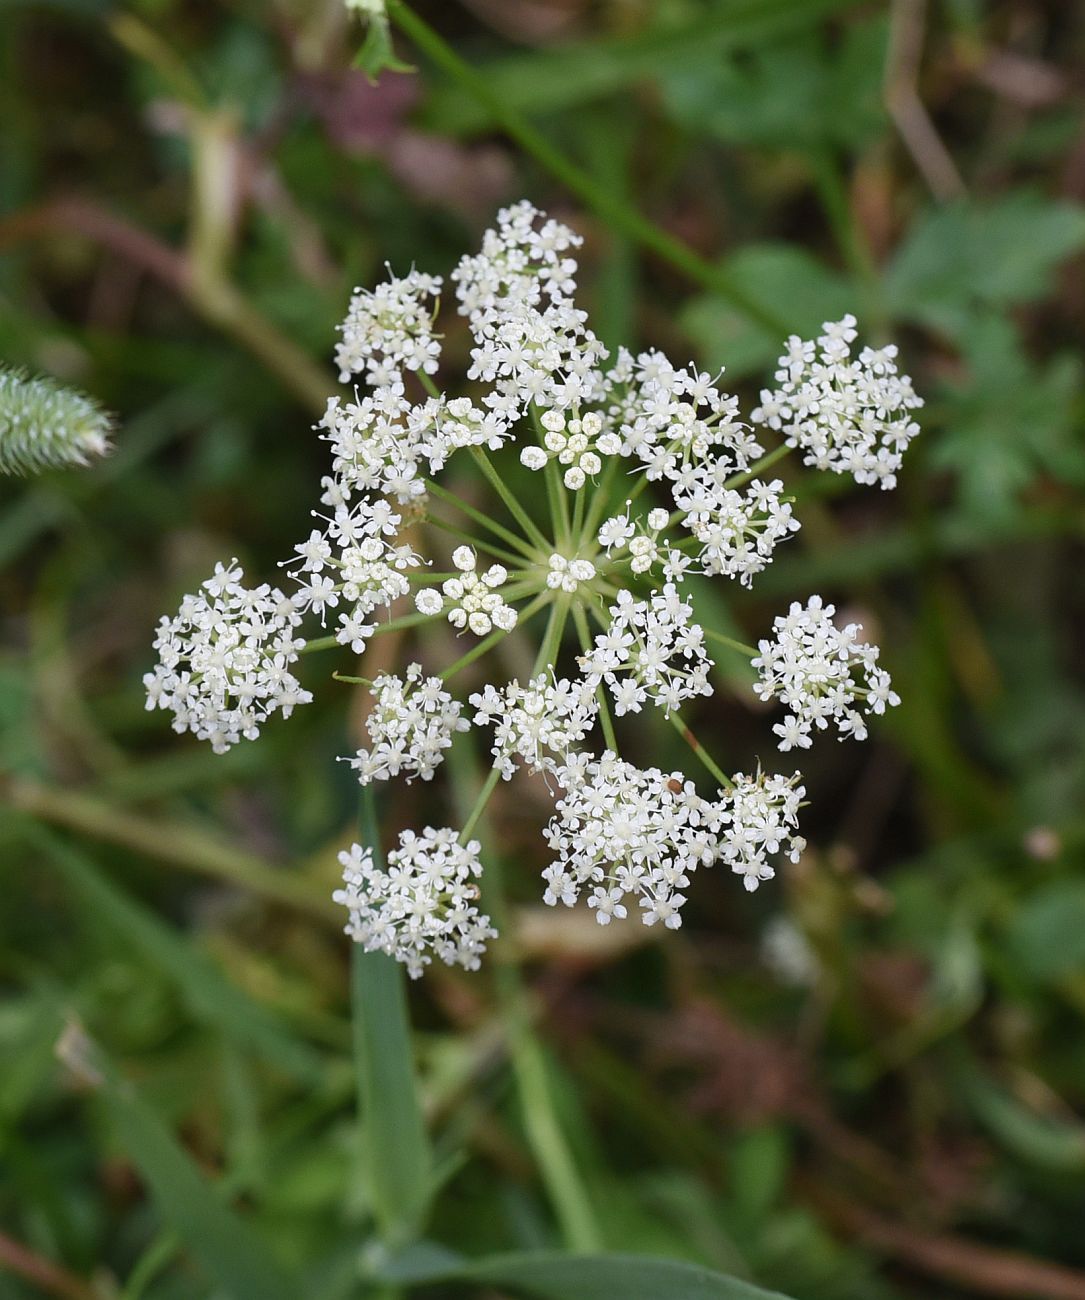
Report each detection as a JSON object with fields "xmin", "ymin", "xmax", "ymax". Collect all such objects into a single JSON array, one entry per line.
[
  {"xmin": 425, "ymin": 512, "xmax": 527, "ymax": 567},
  {"xmin": 667, "ymin": 712, "xmax": 733, "ymax": 790},
  {"xmin": 583, "ymin": 455, "xmax": 624, "ymax": 537},
  {"xmin": 722, "ymin": 441, "xmax": 793, "ymax": 490},
  {"xmin": 544, "ymin": 459, "xmax": 571, "ymax": 550},
  {"xmin": 572, "ymin": 604, "xmax": 618, "ymax": 752},
  {"xmin": 387, "ymin": 1, "xmax": 788, "ymax": 338},
  {"xmin": 299, "ymin": 634, "xmax": 340, "ymax": 655},
  {"xmin": 425, "ymin": 478, "xmax": 539, "ymax": 560},
  {"xmin": 702, "ymin": 627, "xmax": 757, "ymax": 658},
  {"xmin": 439, "ymin": 591, "xmax": 551, "ymax": 682},
  {"xmin": 459, "ymin": 765, "xmax": 502, "ymax": 842},
  {"xmin": 469, "ymin": 447, "xmax": 551, "ymax": 552}
]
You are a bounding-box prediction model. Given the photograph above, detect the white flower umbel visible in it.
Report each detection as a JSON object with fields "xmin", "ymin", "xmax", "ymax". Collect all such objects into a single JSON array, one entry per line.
[
  {"xmin": 719, "ymin": 771, "xmax": 806, "ymax": 892},
  {"xmin": 542, "ymin": 752, "xmax": 726, "ymax": 929},
  {"xmin": 581, "ymin": 585, "xmax": 713, "ymax": 716},
  {"xmin": 752, "ymin": 315, "xmax": 923, "ymax": 490},
  {"xmin": 144, "ymin": 560, "xmax": 311, "ymax": 754},
  {"xmin": 471, "ymin": 674, "xmax": 598, "ymax": 780},
  {"xmin": 146, "ymin": 202, "xmax": 923, "ymax": 976},
  {"xmin": 673, "ymin": 473, "xmax": 799, "ymax": 587},
  {"xmin": 344, "ymin": 663, "xmax": 469, "ymax": 785},
  {"xmin": 546, "ymin": 553, "xmax": 596, "ymax": 593},
  {"xmin": 416, "ymin": 546, "xmax": 518, "ymax": 636},
  {"xmin": 752, "ymin": 595, "xmax": 900, "ymax": 750},
  {"xmin": 335, "ymin": 267, "xmax": 442, "ymax": 386},
  {"xmin": 334, "ymin": 828, "xmax": 497, "ymax": 978},
  {"xmin": 521, "ymin": 409, "xmax": 621, "ymax": 490}
]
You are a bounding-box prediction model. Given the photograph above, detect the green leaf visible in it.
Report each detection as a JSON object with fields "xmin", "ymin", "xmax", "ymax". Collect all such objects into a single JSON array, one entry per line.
[
  {"xmin": 375, "ymin": 1249, "xmax": 794, "ymax": 1299},
  {"xmin": 661, "ymin": 17, "xmax": 887, "ymax": 152},
  {"xmin": 25, "ymin": 824, "xmax": 325, "ymax": 1083},
  {"xmin": 1009, "ymin": 880, "xmax": 1085, "ymax": 982},
  {"xmin": 953, "ymin": 1063, "xmax": 1085, "ymax": 1172},
  {"xmin": 417, "ymin": 0, "xmax": 860, "ymax": 136},
  {"xmin": 932, "ymin": 314, "xmax": 1082, "ymax": 522},
  {"xmin": 352, "ymin": 786, "xmax": 432, "ymax": 1244},
  {"xmin": 679, "ymin": 244, "xmax": 852, "ymax": 379},
  {"xmin": 81, "ymin": 1033, "xmax": 303, "ymax": 1300},
  {"xmin": 885, "ymin": 193, "xmax": 1085, "ymax": 336}
]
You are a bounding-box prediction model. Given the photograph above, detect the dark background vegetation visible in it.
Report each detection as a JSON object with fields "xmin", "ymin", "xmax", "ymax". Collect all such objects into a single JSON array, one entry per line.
[{"xmin": 2, "ymin": 1, "xmax": 1085, "ymax": 1297}]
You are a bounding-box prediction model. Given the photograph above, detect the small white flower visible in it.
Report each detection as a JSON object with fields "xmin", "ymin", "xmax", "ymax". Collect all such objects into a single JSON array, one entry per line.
[
  {"xmin": 752, "ymin": 595, "xmax": 900, "ymax": 750},
  {"xmin": 471, "ymin": 674, "xmax": 598, "ymax": 779},
  {"xmin": 719, "ymin": 771, "xmax": 806, "ymax": 892},
  {"xmin": 431, "ymin": 547, "xmax": 518, "ymax": 637},
  {"xmin": 581, "ymin": 584, "xmax": 713, "ymax": 715},
  {"xmin": 751, "ymin": 316, "xmax": 923, "ymax": 490},
  {"xmin": 335, "ymin": 267, "xmax": 442, "ymax": 386},
  {"xmin": 542, "ymin": 752, "xmax": 725, "ymax": 929},
  {"xmin": 334, "ymin": 828, "xmax": 497, "ymax": 978},
  {"xmin": 144, "ymin": 561, "xmax": 311, "ymax": 754},
  {"xmin": 344, "ymin": 663, "xmax": 468, "ymax": 785},
  {"xmin": 546, "ymin": 553, "xmax": 597, "ymax": 593}
]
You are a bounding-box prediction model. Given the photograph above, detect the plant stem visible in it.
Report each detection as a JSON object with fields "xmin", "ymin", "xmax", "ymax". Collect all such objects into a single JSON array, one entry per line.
[
  {"xmin": 721, "ymin": 441, "xmax": 793, "ymax": 490},
  {"xmin": 387, "ymin": 1, "xmax": 788, "ymax": 338},
  {"xmin": 425, "ymin": 477, "xmax": 539, "ymax": 560},
  {"xmin": 702, "ymin": 627, "xmax": 758, "ymax": 658},
  {"xmin": 425, "ymin": 512, "xmax": 528, "ymax": 566},
  {"xmin": 667, "ymin": 713, "xmax": 733, "ymax": 790},
  {"xmin": 459, "ymin": 765, "xmax": 502, "ymax": 842},
  {"xmin": 572, "ymin": 604, "xmax": 618, "ymax": 751},
  {"xmin": 469, "ymin": 447, "xmax": 551, "ymax": 552}
]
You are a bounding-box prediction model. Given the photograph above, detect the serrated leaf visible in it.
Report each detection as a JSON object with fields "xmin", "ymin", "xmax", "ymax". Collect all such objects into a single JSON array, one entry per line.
[
  {"xmin": 885, "ymin": 193, "xmax": 1085, "ymax": 336},
  {"xmin": 933, "ymin": 313, "xmax": 1082, "ymax": 521},
  {"xmin": 679, "ymin": 244, "xmax": 852, "ymax": 378},
  {"xmin": 417, "ymin": 0, "xmax": 860, "ymax": 136},
  {"xmin": 660, "ymin": 17, "xmax": 887, "ymax": 152}
]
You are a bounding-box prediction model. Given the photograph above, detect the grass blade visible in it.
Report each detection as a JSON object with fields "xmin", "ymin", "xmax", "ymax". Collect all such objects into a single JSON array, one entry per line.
[{"xmin": 352, "ymin": 786, "xmax": 432, "ymax": 1244}]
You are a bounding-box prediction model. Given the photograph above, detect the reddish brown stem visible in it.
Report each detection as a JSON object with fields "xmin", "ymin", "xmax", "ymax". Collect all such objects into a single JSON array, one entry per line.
[{"xmin": 0, "ymin": 1232, "xmax": 99, "ymax": 1300}]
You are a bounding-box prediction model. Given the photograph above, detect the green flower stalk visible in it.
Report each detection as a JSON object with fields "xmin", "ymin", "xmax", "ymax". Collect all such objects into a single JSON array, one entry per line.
[{"xmin": 0, "ymin": 366, "xmax": 113, "ymax": 476}]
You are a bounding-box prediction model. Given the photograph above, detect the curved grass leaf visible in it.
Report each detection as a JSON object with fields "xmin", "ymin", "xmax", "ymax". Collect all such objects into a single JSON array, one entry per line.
[
  {"xmin": 375, "ymin": 1247, "xmax": 793, "ymax": 1299},
  {"xmin": 352, "ymin": 786, "xmax": 432, "ymax": 1243},
  {"xmin": 82, "ymin": 1034, "xmax": 302, "ymax": 1300},
  {"xmin": 25, "ymin": 823, "xmax": 325, "ymax": 1083}
]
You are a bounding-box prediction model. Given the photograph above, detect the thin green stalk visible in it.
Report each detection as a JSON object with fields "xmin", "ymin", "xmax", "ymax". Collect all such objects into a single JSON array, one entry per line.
[
  {"xmin": 425, "ymin": 477, "xmax": 539, "ymax": 560},
  {"xmin": 667, "ymin": 712, "xmax": 733, "ymax": 790},
  {"xmin": 469, "ymin": 446, "xmax": 551, "ymax": 552},
  {"xmin": 583, "ymin": 455, "xmax": 624, "ymax": 537},
  {"xmin": 570, "ymin": 482, "xmax": 587, "ymax": 548},
  {"xmin": 439, "ymin": 590, "xmax": 551, "ymax": 682},
  {"xmin": 459, "ymin": 765, "xmax": 502, "ymax": 842},
  {"xmin": 572, "ymin": 604, "xmax": 618, "ymax": 752},
  {"xmin": 722, "ymin": 441, "xmax": 793, "ymax": 490},
  {"xmin": 445, "ymin": 738, "xmax": 603, "ymax": 1253},
  {"xmin": 425, "ymin": 512, "xmax": 527, "ymax": 566},
  {"xmin": 702, "ymin": 626, "xmax": 757, "ymax": 658},
  {"xmin": 352, "ymin": 786, "xmax": 433, "ymax": 1249},
  {"xmin": 544, "ymin": 458, "xmax": 571, "ymax": 549},
  {"xmin": 299, "ymin": 634, "xmax": 340, "ymax": 655},
  {"xmin": 387, "ymin": 1, "xmax": 789, "ymax": 338},
  {"xmin": 808, "ymin": 145, "xmax": 885, "ymax": 331}
]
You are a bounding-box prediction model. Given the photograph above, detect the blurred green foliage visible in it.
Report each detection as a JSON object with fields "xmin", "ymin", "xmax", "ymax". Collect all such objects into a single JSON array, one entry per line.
[{"xmin": 1, "ymin": 1, "xmax": 1085, "ymax": 1298}]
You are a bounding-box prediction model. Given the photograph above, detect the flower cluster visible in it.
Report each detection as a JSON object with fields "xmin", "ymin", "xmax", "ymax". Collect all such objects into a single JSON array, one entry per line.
[
  {"xmin": 334, "ymin": 828, "xmax": 496, "ymax": 978},
  {"xmin": 415, "ymin": 546, "xmax": 518, "ymax": 636},
  {"xmin": 720, "ymin": 771, "xmax": 807, "ymax": 892},
  {"xmin": 752, "ymin": 596, "xmax": 900, "ymax": 750},
  {"xmin": 345, "ymin": 663, "xmax": 468, "ymax": 785},
  {"xmin": 542, "ymin": 753, "xmax": 725, "ymax": 929},
  {"xmin": 146, "ymin": 202, "xmax": 922, "ymax": 977},
  {"xmin": 471, "ymin": 674, "xmax": 598, "ymax": 780},
  {"xmin": 581, "ymin": 585, "xmax": 713, "ymax": 716},
  {"xmin": 752, "ymin": 315, "xmax": 922, "ymax": 490},
  {"xmin": 144, "ymin": 561, "xmax": 310, "ymax": 754}
]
